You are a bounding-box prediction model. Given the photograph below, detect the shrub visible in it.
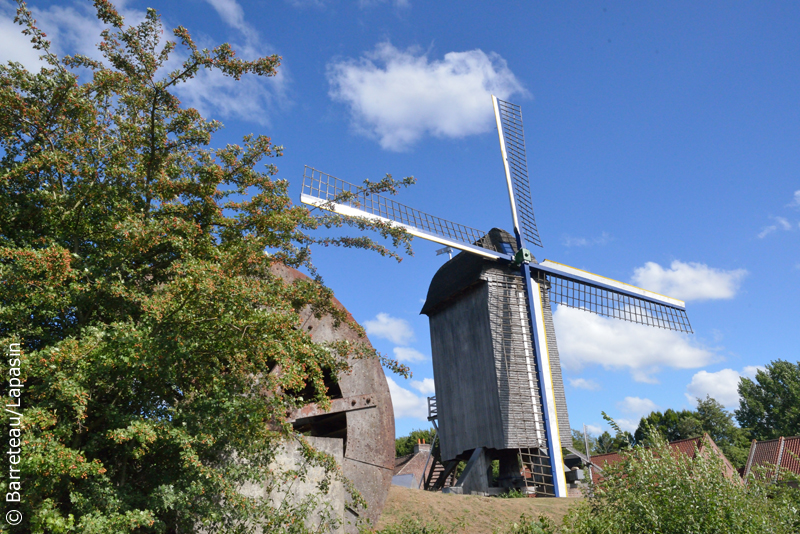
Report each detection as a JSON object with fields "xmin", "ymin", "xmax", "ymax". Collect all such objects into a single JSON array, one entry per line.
[
  {"xmin": 496, "ymin": 513, "xmax": 557, "ymax": 534},
  {"xmin": 367, "ymin": 514, "xmax": 466, "ymax": 534},
  {"xmin": 561, "ymin": 428, "xmax": 799, "ymax": 534},
  {"xmin": 497, "ymin": 488, "xmax": 528, "ymax": 499}
]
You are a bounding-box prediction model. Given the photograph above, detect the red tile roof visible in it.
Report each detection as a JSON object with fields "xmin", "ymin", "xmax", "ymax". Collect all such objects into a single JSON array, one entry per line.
[
  {"xmin": 781, "ymin": 437, "xmax": 800, "ymax": 475},
  {"xmin": 670, "ymin": 436, "xmax": 705, "ymax": 456},
  {"xmin": 744, "ymin": 436, "xmax": 800, "ymax": 481},
  {"xmin": 588, "ymin": 434, "xmax": 738, "ymax": 484}
]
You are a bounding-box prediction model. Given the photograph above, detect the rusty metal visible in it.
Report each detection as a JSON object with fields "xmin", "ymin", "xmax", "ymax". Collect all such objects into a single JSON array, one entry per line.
[
  {"xmin": 288, "ymin": 394, "xmax": 377, "ymax": 423},
  {"xmin": 271, "ymin": 263, "xmax": 395, "ymax": 533}
]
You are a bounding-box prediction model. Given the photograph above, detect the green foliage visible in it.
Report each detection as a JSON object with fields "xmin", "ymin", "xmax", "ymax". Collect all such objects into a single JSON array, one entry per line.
[
  {"xmin": 633, "ymin": 408, "xmax": 700, "ymax": 444},
  {"xmin": 569, "ymin": 429, "xmax": 597, "ymax": 457},
  {"xmin": 367, "ymin": 514, "xmax": 467, "ymax": 534},
  {"xmin": 0, "ymin": 1, "xmax": 412, "ymax": 532},
  {"xmin": 497, "ymin": 488, "xmax": 527, "ymax": 499},
  {"xmin": 495, "ymin": 514, "xmax": 556, "ymax": 534},
  {"xmin": 395, "ymin": 428, "xmax": 435, "ymax": 458},
  {"xmin": 695, "ymin": 396, "xmax": 751, "ymax": 468},
  {"xmin": 561, "ymin": 421, "xmax": 800, "ymax": 534},
  {"xmin": 594, "ymin": 430, "xmax": 633, "ymax": 454},
  {"xmin": 635, "ymin": 396, "xmax": 750, "ymax": 468},
  {"xmin": 737, "ymin": 359, "xmax": 800, "ymax": 440},
  {"xmin": 569, "ymin": 429, "xmax": 633, "ymax": 460},
  {"xmin": 571, "ymin": 426, "xmax": 633, "ymax": 456}
]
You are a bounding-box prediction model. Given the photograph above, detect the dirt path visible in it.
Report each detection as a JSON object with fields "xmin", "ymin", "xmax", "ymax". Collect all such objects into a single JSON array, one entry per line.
[{"xmin": 376, "ymin": 486, "xmax": 581, "ymax": 533}]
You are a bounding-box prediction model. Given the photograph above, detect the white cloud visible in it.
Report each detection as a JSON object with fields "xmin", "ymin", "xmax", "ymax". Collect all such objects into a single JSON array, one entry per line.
[
  {"xmin": 685, "ymin": 366, "xmax": 765, "ymax": 409},
  {"xmin": 393, "ymin": 347, "xmax": 427, "ymax": 363},
  {"xmin": 631, "ymin": 260, "xmax": 747, "ymax": 301},
  {"xmin": 758, "ymin": 216, "xmax": 796, "ymax": 238},
  {"xmin": 742, "ymin": 365, "xmax": 764, "ymax": 378},
  {"xmin": 553, "ymin": 305, "xmax": 717, "ymax": 383},
  {"xmin": 385, "ymin": 376, "xmax": 428, "ymax": 420},
  {"xmin": 204, "ymin": 0, "xmax": 248, "ymax": 33},
  {"xmin": 0, "ymin": 1, "xmax": 283, "ymax": 126},
  {"xmin": 0, "ymin": 2, "xmax": 41, "ymax": 67},
  {"xmin": 410, "ymin": 377, "xmax": 435, "ymax": 395},
  {"xmin": 585, "ymin": 424, "xmax": 602, "ymax": 436},
  {"xmin": 328, "ymin": 42, "xmax": 524, "ymax": 151},
  {"xmin": 0, "ymin": 0, "xmax": 114, "ymax": 70},
  {"xmin": 175, "ymin": 66, "xmax": 286, "ymax": 127},
  {"xmin": 616, "ymin": 419, "xmax": 640, "ymax": 433},
  {"xmin": 568, "ymin": 378, "xmax": 600, "ymax": 391},
  {"xmin": 614, "ymin": 397, "xmax": 659, "ymax": 434},
  {"xmin": 181, "ymin": 0, "xmax": 287, "ymax": 126},
  {"xmin": 789, "ymin": 190, "xmax": 800, "ymax": 209},
  {"xmin": 364, "ymin": 313, "xmax": 415, "ymax": 344},
  {"xmin": 358, "ymin": 0, "xmax": 410, "ymax": 7},
  {"xmin": 757, "ymin": 226, "xmax": 776, "ymax": 239},
  {"xmin": 563, "ymin": 232, "xmax": 611, "ymax": 248},
  {"xmin": 285, "ymin": 0, "xmax": 327, "ymax": 7},
  {"xmin": 618, "ymin": 396, "xmax": 659, "ymax": 417}
]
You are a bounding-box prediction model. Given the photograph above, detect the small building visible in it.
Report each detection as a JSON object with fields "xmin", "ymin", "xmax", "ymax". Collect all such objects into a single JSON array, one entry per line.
[
  {"xmin": 743, "ymin": 436, "xmax": 800, "ymax": 482},
  {"xmin": 588, "ymin": 434, "xmax": 739, "ymax": 484},
  {"xmin": 392, "ymin": 442, "xmax": 434, "ymax": 489}
]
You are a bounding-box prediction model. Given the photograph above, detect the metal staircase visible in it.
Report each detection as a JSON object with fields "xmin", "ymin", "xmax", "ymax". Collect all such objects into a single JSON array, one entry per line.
[{"xmin": 419, "ymin": 396, "xmax": 458, "ymax": 491}]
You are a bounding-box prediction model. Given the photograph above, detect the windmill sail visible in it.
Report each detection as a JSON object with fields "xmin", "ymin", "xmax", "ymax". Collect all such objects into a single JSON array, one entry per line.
[
  {"xmin": 534, "ymin": 261, "xmax": 692, "ymax": 333},
  {"xmin": 301, "ymin": 166, "xmax": 511, "ymax": 261},
  {"xmin": 493, "ymin": 96, "xmax": 542, "ymax": 248}
]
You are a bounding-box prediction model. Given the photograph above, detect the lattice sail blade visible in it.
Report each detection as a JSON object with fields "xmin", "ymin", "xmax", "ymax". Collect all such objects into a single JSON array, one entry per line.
[
  {"xmin": 301, "ymin": 166, "xmax": 512, "ymax": 262},
  {"xmin": 493, "ymin": 96, "xmax": 543, "ymax": 248},
  {"xmin": 533, "ymin": 260, "xmax": 693, "ymax": 333}
]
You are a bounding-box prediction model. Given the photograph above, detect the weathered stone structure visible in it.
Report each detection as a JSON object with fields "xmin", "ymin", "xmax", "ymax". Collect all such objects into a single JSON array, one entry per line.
[{"xmin": 271, "ymin": 264, "xmax": 395, "ymax": 533}]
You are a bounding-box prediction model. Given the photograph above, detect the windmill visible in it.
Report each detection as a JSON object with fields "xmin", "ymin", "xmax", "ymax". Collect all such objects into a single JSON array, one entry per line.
[{"xmin": 300, "ymin": 96, "xmax": 692, "ymax": 497}]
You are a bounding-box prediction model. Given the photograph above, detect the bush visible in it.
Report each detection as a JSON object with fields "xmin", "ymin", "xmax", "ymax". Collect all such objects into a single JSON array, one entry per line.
[
  {"xmin": 560, "ymin": 429, "xmax": 800, "ymax": 534},
  {"xmin": 495, "ymin": 514, "xmax": 557, "ymax": 534},
  {"xmin": 497, "ymin": 488, "xmax": 527, "ymax": 499},
  {"xmin": 367, "ymin": 514, "xmax": 466, "ymax": 534}
]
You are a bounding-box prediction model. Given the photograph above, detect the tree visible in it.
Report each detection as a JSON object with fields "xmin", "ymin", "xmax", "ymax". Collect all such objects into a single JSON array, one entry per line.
[
  {"xmin": 695, "ymin": 396, "xmax": 750, "ymax": 467},
  {"xmin": 737, "ymin": 360, "xmax": 800, "ymax": 440},
  {"xmin": 635, "ymin": 397, "xmax": 750, "ymax": 468},
  {"xmin": 594, "ymin": 430, "xmax": 634, "ymax": 454},
  {"xmin": 633, "ymin": 408, "xmax": 701, "ymax": 444},
  {"xmin": 395, "ymin": 428, "xmax": 436, "ymax": 458},
  {"xmin": 569, "ymin": 428, "xmax": 631, "ymax": 456},
  {"xmin": 569, "ymin": 428, "xmax": 597, "ymax": 457},
  {"xmin": 0, "ymin": 2, "xmax": 411, "ymax": 532}
]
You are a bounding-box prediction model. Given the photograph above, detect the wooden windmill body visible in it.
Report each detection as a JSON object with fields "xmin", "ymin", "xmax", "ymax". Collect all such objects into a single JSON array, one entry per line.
[{"xmin": 421, "ymin": 229, "xmax": 571, "ymax": 465}]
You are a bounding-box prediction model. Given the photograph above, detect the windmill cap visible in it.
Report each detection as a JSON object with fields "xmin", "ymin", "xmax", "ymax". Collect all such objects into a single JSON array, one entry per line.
[{"xmin": 420, "ymin": 228, "xmax": 533, "ymax": 316}]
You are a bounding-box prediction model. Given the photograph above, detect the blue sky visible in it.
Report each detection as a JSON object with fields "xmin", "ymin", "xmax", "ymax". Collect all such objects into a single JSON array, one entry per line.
[{"xmin": 4, "ymin": 0, "xmax": 799, "ymax": 439}]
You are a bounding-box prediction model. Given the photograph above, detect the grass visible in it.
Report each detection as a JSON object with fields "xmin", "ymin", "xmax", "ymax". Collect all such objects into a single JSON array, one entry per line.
[{"xmin": 371, "ymin": 486, "xmax": 579, "ymax": 534}]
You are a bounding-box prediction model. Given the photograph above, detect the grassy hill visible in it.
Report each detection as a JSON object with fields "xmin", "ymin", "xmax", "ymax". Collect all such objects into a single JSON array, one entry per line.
[{"xmin": 375, "ymin": 486, "xmax": 580, "ymax": 534}]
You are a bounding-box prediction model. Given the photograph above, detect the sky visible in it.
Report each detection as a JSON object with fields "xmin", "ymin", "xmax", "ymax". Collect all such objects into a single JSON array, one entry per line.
[{"xmin": 3, "ymin": 0, "xmax": 799, "ymax": 440}]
